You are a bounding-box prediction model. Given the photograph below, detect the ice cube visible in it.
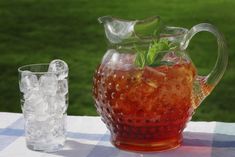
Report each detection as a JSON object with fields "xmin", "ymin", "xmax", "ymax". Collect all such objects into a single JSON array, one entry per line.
[
  {"xmin": 57, "ymin": 79, "xmax": 68, "ymax": 95},
  {"xmin": 23, "ymin": 90, "xmax": 49, "ymax": 121},
  {"xmin": 25, "ymin": 120, "xmax": 43, "ymax": 141},
  {"xmin": 23, "ymin": 89, "xmax": 42, "ymax": 103},
  {"xmin": 46, "ymin": 115, "xmax": 66, "ymax": 143},
  {"xmin": 46, "ymin": 94, "xmax": 67, "ymax": 114},
  {"xmin": 46, "ymin": 96, "xmax": 57, "ymax": 114},
  {"xmin": 35, "ymin": 101, "xmax": 49, "ymax": 121},
  {"xmin": 39, "ymin": 73, "xmax": 58, "ymax": 96},
  {"xmin": 25, "ymin": 119, "xmax": 50, "ymax": 141},
  {"xmin": 56, "ymin": 94, "xmax": 67, "ymax": 114},
  {"xmin": 20, "ymin": 71, "xmax": 39, "ymax": 93},
  {"xmin": 48, "ymin": 59, "xmax": 68, "ymax": 80}
]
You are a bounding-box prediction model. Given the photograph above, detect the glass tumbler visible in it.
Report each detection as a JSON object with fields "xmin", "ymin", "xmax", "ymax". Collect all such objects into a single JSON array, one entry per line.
[{"xmin": 18, "ymin": 62, "xmax": 68, "ymax": 152}]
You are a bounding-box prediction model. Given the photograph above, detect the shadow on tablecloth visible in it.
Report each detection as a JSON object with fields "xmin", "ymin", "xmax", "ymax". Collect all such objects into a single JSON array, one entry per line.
[{"xmin": 53, "ymin": 131, "xmax": 235, "ymax": 157}]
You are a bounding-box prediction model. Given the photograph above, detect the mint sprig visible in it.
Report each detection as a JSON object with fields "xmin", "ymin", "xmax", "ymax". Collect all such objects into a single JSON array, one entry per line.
[
  {"xmin": 134, "ymin": 50, "xmax": 147, "ymax": 68},
  {"xmin": 134, "ymin": 39, "xmax": 176, "ymax": 68}
]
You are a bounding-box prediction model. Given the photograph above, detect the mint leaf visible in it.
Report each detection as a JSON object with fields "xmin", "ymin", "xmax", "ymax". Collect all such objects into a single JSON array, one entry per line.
[
  {"xmin": 146, "ymin": 40, "xmax": 158, "ymax": 64},
  {"xmin": 134, "ymin": 50, "xmax": 147, "ymax": 68},
  {"xmin": 157, "ymin": 39, "xmax": 171, "ymax": 51},
  {"xmin": 147, "ymin": 39, "xmax": 171, "ymax": 65},
  {"xmin": 134, "ymin": 39, "xmax": 176, "ymax": 68}
]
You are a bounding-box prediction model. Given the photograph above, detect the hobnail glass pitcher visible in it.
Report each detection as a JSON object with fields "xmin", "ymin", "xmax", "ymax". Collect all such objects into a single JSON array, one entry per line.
[{"xmin": 92, "ymin": 16, "xmax": 227, "ymax": 152}]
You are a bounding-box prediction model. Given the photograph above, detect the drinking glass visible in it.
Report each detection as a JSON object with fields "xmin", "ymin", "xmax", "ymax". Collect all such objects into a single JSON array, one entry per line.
[{"xmin": 18, "ymin": 61, "xmax": 68, "ymax": 152}]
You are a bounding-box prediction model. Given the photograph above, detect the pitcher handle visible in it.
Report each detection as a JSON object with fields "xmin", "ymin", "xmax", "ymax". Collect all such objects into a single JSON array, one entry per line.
[{"xmin": 181, "ymin": 23, "xmax": 228, "ymax": 107}]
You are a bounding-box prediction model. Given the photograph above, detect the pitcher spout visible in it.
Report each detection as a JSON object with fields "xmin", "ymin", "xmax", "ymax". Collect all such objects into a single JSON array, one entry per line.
[
  {"xmin": 98, "ymin": 16, "xmax": 113, "ymax": 24},
  {"xmin": 98, "ymin": 16, "xmax": 137, "ymax": 44},
  {"xmin": 98, "ymin": 16, "xmax": 167, "ymax": 45}
]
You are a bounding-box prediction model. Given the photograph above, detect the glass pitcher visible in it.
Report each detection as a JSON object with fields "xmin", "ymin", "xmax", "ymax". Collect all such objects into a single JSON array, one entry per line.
[{"xmin": 92, "ymin": 16, "xmax": 227, "ymax": 152}]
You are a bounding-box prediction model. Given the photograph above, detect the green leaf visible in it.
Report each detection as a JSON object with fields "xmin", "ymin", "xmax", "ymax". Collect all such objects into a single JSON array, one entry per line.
[
  {"xmin": 146, "ymin": 41, "xmax": 158, "ymax": 64},
  {"xmin": 134, "ymin": 38, "xmax": 177, "ymax": 68},
  {"xmin": 148, "ymin": 50, "xmax": 166, "ymax": 66},
  {"xmin": 146, "ymin": 39, "xmax": 171, "ymax": 64},
  {"xmin": 134, "ymin": 50, "xmax": 147, "ymax": 68}
]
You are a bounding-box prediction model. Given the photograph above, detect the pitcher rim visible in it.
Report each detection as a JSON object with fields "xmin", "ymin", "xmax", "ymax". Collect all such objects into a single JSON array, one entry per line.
[{"xmin": 98, "ymin": 15, "xmax": 189, "ymax": 40}]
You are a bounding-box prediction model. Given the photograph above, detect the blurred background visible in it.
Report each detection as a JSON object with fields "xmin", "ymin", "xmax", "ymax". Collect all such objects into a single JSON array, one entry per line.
[{"xmin": 0, "ymin": 0, "xmax": 234, "ymax": 121}]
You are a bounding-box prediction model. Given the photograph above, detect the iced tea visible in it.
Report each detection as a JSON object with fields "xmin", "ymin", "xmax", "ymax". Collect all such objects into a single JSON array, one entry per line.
[{"xmin": 93, "ymin": 53, "xmax": 198, "ymax": 151}]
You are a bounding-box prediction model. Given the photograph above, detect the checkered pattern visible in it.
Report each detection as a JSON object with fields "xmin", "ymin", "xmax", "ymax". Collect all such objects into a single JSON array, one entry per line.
[{"xmin": 0, "ymin": 112, "xmax": 234, "ymax": 157}]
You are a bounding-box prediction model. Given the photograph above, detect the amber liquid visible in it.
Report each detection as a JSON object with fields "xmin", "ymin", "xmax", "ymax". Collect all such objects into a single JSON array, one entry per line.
[{"xmin": 93, "ymin": 61, "xmax": 199, "ymax": 151}]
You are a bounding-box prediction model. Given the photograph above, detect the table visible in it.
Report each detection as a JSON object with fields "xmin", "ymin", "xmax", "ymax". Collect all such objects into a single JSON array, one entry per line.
[{"xmin": 0, "ymin": 112, "xmax": 235, "ymax": 157}]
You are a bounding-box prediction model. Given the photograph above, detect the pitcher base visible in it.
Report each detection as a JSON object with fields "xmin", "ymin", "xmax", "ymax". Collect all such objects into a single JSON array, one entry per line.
[{"xmin": 112, "ymin": 135, "xmax": 182, "ymax": 152}]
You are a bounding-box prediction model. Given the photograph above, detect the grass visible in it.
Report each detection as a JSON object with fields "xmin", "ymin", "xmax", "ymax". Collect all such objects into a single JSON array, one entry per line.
[{"xmin": 0, "ymin": 0, "xmax": 234, "ymax": 121}]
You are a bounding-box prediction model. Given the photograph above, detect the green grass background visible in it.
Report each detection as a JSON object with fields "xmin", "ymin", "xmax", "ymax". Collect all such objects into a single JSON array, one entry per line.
[{"xmin": 0, "ymin": 0, "xmax": 234, "ymax": 121}]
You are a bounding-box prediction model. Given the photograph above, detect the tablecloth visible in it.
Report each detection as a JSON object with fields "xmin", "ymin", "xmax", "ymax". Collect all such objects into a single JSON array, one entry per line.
[{"xmin": 0, "ymin": 112, "xmax": 235, "ymax": 157}]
